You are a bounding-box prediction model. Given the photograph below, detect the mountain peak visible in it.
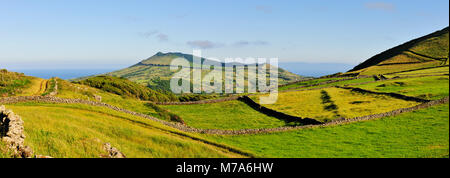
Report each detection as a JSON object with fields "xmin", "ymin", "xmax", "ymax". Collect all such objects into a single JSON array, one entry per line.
[{"xmin": 139, "ymin": 52, "xmax": 199, "ymax": 65}]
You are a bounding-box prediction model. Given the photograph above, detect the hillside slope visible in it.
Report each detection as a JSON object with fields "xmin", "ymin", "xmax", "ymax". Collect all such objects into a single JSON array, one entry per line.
[
  {"xmin": 347, "ymin": 27, "xmax": 449, "ymax": 76},
  {"xmin": 104, "ymin": 52, "xmax": 304, "ymax": 91},
  {"xmin": 75, "ymin": 76, "xmax": 177, "ymax": 102}
]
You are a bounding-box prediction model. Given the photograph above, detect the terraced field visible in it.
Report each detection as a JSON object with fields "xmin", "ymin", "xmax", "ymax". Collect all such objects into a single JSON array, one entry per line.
[
  {"xmin": 5, "ymin": 102, "xmax": 249, "ymax": 158},
  {"xmin": 253, "ymin": 87, "xmax": 419, "ymax": 122},
  {"xmin": 160, "ymin": 100, "xmax": 286, "ymax": 130}
]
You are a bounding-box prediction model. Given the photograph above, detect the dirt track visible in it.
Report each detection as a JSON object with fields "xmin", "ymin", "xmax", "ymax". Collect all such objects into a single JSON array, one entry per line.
[{"xmin": 34, "ymin": 79, "xmax": 48, "ymax": 95}]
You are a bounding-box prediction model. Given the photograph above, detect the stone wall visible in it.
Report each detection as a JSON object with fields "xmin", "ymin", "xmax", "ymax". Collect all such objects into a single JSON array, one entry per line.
[
  {"xmin": 48, "ymin": 79, "xmax": 58, "ymax": 96},
  {"xmin": 156, "ymin": 96, "xmax": 240, "ymax": 105},
  {"xmin": 103, "ymin": 143, "xmax": 125, "ymax": 158},
  {"xmin": 238, "ymin": 96, "xmax": 323, "ymax": 125},
  {"xmin": 337, "ymin": 86, "xmax": 430, "ymax": 103},
  {"xmin": 1, "ymin": 95, "xmax": 448, "ymax": 135},
  {"xmin": 279, "ymin": 77, "xmax": 359, "ymax": 91},
  {"xmin": 0, "ymin": 105, "xmax": 33, "ymax": 158}
]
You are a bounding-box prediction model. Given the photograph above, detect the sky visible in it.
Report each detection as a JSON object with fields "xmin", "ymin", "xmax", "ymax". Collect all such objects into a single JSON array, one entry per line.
[{"xmin": 0, "ymin": 0, "xmax": 449, "ymax": 69}]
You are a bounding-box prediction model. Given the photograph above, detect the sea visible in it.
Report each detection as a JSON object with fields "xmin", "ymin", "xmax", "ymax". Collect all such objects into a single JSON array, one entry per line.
[{"xmin": 8, "ymin": 62, "xmax": 355, "ymax": 80}]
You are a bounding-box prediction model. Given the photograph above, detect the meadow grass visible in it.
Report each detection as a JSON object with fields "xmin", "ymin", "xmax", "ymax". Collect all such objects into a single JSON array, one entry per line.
[
  {"xmin": 357, "ymin": 61, "xmax": 442, "ymax": 76},
  {"xmin": 254, "ymin": 87, "xmax": 419, "ymax": 122},
  {"xmin": 385, "ymin": 66, "xmax": 449, "ymax": 77},
  {"xmin": 0, "ymin": 141, "xmax": 13, "ymax": 158},
  {"xmin": 160, "ymin": 100, "xmax": 286, "ymax": 130},
  {"xmin": 17, "ymin": 77, "xmax": 45, "ymax": 96},
  {"xmin": 207, "ymin": 104, "xmax": 449, "ymax": 158},
  {"xmin": 278, "ymin": 78, "xmax": 344, "ymax": 91},
  {"xmin": 354, "ymin": 76, "xmax": 449, "ymax": 100},
  {"xmin": 279, "ymin": 77, "xmax": 375, "ymax": 91},
  {"xmin": 410, "ymin": 31, "xmax": 449, "ymax": 59},
  {"xmin": 56, "ymin": 79, "xmax": 160, "ymax": 117},
  {"xmin": 5, "ymin": 103, "xmax": 247, "ymax": 158}
]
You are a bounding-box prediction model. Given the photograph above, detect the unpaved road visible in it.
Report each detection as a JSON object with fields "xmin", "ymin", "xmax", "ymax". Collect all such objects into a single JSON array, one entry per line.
[{"xmin": 34, "ymin": 79, "xmax": 48, "ymax": 95}]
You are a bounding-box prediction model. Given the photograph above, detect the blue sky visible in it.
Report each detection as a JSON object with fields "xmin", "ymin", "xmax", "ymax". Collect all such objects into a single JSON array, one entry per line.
[{"xmin": 0, "ymin": 0, "xmax": 448, "ymax": 69}]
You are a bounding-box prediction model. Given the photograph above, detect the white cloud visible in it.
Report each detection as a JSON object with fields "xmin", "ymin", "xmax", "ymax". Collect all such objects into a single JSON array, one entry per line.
[
  {"xmin": 365, "ymin": 2, "xmax": 395, "ymax": 11},
  {"xmin": 187, "ymin": 40, "xmax": 224, "ymax": 49}
]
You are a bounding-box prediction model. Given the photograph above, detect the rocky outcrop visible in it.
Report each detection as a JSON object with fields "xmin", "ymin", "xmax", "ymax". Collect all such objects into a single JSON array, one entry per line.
[
  {"xmin": 0, "ymin": 105, "xmax": 33, "ymax": 158},
  {"xmin": 103, "ymin": 143, "xmax": 126, "ymax": 158}
]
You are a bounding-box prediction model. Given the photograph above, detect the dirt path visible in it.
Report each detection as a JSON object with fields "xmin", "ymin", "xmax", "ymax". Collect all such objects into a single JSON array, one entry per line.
[
  {"xmin": 17, "ymin": 78, "xmax": 47, "ymax": 96},
  {"xmin": 34, "ymin": 79, "xmax": 48, "ymax": 96}
]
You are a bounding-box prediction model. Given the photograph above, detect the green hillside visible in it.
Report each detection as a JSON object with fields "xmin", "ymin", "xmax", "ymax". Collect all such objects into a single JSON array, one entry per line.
[
  {"xmin": 103, "ymin": 52, "xmax": 304, "ymax": 91},
  {"xmin": 0, "ymin": 69, "xmax": 32, "ymax": 97},
  {"xmin": 1, "ymin": 27, "xmax": 449, "ymax": 158},
  {"xmin": 75, "ymin": 76, "xmax": 177, "ymax": 102},
  {"xmin": 347, "ymin": 27, "xmax": 449, "ymax": 76}
]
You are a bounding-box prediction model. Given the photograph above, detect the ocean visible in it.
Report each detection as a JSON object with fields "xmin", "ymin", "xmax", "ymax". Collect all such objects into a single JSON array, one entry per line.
[{"xmin": 8, "ymin": 62, "xmax": 355, "ymax": 80}]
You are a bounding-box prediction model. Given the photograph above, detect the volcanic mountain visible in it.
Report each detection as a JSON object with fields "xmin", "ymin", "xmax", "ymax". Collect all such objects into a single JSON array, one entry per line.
[{"xmin": 104, "ymin": 52, "xmax": 304, "ymax": 91}]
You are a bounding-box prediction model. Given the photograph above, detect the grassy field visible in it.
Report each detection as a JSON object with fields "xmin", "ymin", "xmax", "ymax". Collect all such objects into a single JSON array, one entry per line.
[
  {"xmin": 5, "ymin": 102, "xmax": 247, "ymax": 158},
  {"xmin": 207, "ymin": 104, "xmax": 449, "ymax": 158},
  {"xmin": 16, "ymin": 77, "xmax": 46, "ymax": 96},
  {"xmin": 278, "ymin": 78, "xmax": 344, "ymax": 91},
  {"xmin": 56, "ymin": 79, "xmax": 162, "ymax": 118},
  {"xmin": 160, "ymin": 100, "xmax": 286, "ymax": 130},
  {"xmin": 357, "ymin": 61, "xmax": 442, "ymax": 76},
  {"xmin": 385, "ymin": 66, "xmax": 449, "ymax": 77},
  {"xmin": 354, "ymin": 76, "xmax": 449, "ymax": 100},
  {"xmin": 253, "ymin": 87, "xmax": 419, "ymax": 122},
  {"xmin": 0, "ymin": 141, "xmax": 13, "ymax": 158},
  {"xmin": 279, "ymin": 77, "xmax": 375, "ymax": 91}
]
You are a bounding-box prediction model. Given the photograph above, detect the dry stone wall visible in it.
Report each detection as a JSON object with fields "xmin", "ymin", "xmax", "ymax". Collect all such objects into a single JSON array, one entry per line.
[
  {"xmin": 0, "ymin": 105, "xmax": 33, "ymax": 158},
  {"xmin": 337, "ymin": 86, "xmax": 431, "ymax": 103},
  {"xmin": 156, "ymin": 96, "xmax": 240, "ymax": 105},
  {"xmin": 238, "ymin": 96, "xmax": 323, "ymax": 125},
  {"xmin": 103, "ymin": 143, "xmax": 125, "ymax": 158},
  {"xmin": 0, "ymin": 95, "xmax": 448, "ymax": 135}
]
